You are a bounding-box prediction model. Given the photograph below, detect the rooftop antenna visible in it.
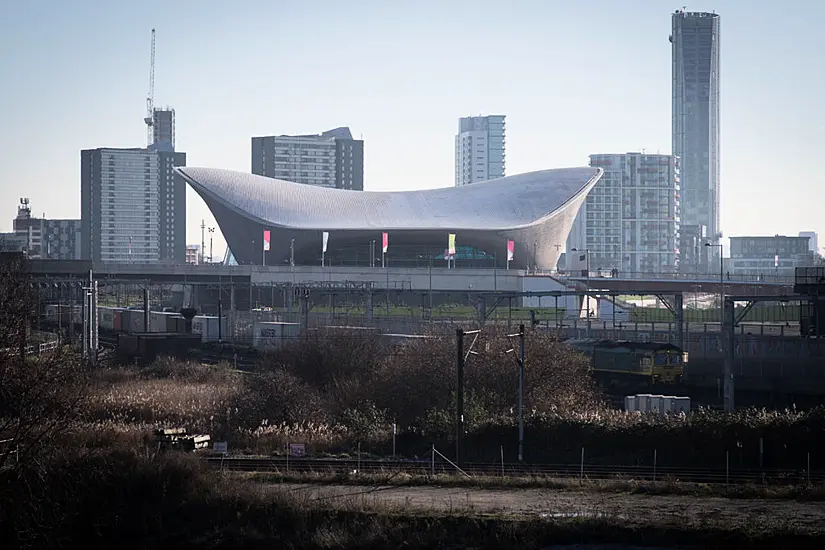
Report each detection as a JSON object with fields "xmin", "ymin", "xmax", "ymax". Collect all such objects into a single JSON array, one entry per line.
[{"xmin": 143, "ymin": 29, "xmax": 156, "ymax": 146}]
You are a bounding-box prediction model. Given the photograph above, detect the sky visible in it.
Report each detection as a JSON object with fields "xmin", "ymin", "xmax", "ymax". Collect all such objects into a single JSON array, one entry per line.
[{"xmin": 1, "ymin": 0, "xmax": 823, "ymax": 259}]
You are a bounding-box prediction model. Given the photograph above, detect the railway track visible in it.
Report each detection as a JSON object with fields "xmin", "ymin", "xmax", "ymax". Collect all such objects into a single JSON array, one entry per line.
[{"xmin": 204, "ymin": 456, "xmax": 823, "ymax": 486}]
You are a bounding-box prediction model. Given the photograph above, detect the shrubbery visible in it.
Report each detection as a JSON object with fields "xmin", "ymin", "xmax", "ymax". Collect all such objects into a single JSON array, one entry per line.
[{"xmin": 68, "ymin": 328, "xmax": 825, "ymax": 469}]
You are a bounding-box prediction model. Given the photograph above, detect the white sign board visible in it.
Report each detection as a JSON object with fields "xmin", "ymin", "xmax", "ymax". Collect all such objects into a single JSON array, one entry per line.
[
  {"xmin": 213, "ymin": 441, "xmax": 228, "ymax": 454},
  {"xmin": 288, "ymin": 443, "xmax": 306, "ymax": 457}
]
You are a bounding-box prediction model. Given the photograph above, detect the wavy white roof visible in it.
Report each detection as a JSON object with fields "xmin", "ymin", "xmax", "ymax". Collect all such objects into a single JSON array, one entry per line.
[{"xmin": 176, "ymin": 167, "xmax": 602, "ymax": 231}]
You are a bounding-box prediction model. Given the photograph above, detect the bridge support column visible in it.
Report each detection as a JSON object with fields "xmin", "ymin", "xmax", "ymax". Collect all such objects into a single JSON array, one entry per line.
[
  {"xmin": 674, "ymin": 292, "xmax": 684, "ymax": 351},
  {"xmin": 300, "ymin": 292, "xmax": 310, "ymax": 331},
  {"xmin": 366, "ymin": 291, "xmax": 374, "ymax": 323},
  {"xmin": 183, "ymin": 284, "xmax": 193, "ymax": 309},
  {"xmin": 723, "ymin": 297, "xmax": 736, "ymax": 411},
  {"xmin": 143, "ymin": 287, "xmax": 149, "ymax": 333}
]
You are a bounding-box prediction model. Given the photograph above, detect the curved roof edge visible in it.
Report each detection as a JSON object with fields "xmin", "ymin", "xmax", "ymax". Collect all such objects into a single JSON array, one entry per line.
[{"xmin": 176, "ymin": 166, "xmax": 603, "ymax": 232}]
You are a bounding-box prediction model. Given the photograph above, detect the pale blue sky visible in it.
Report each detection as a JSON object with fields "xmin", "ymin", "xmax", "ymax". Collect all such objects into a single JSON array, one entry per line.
[{"xmin": 1, "ymin": 0, "xmax": 822, "ymax": 258}]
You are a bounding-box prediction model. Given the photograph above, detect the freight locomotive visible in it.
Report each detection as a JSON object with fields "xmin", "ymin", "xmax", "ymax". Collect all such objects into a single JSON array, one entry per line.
[{"xmin": 564, "ymin": 338, "xmax": 686, "ymax": 386}]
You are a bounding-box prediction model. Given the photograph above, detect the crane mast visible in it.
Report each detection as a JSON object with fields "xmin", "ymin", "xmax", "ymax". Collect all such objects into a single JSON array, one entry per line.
[{"xmin": 143, "ymin": 28, "xmax": 155, "ymax": 146}]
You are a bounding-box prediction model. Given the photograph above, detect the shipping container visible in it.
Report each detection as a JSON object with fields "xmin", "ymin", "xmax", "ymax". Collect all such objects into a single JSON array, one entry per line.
[
  {"xmin": 99, "ymin": 307, "xmax": 115, "ymax": 332},
  {"xmin": 192, "ymin": 315, "xmax": 229, "ymax": 343},
  {"xmin": 149, "ymin": 311, "xmax": 185, "ymax": 333},
  {"xmin": 123, "ymin": 309, "xmax": 146, "ymax": 333},
  {"xmin": 252, "ymin": 321, "xmax": 301, "ymax": 349},
  {"xmin": 113, "ymin": 308, "xmax": 124, "ymax": 332}
]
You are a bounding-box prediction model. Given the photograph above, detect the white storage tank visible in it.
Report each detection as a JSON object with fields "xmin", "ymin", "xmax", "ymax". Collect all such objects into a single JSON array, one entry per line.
[{"xmin": 253, "ymin": 321, "xmax": 301, "ymax": 349}]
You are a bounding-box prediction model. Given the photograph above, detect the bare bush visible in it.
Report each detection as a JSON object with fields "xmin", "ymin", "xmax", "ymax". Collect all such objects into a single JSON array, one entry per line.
[
  {"xmin": 364, "ymin": 326, "xmax": 605, "ymax": 427},
  {"xmin": 233, "ymin": 368, "xmax": 328, "ymax": 430},
  {"xmin": 259, "ymin": 328, "xmax": 388, "ymax": 414},
  {"xmin": 0, "ymin": 254, "xmax": 90, "ymax": 472}
]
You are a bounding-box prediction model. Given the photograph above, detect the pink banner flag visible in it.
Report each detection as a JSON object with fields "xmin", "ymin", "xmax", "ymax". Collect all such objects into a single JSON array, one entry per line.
[
  {"xmin": 382, "ymin": 232, "xmax": 388, "ymax": 254},
  {"xmin": 507, "ymin": 240, "xmax": 514, "ymax": 261},
  {"xmin": 263, "ymin": 230, "xmax": 271, "ymax": 251}
]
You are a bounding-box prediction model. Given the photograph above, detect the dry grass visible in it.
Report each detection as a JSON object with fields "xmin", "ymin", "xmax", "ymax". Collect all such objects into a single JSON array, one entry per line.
[
  {"xmin": 3, "ymin": 443, "xmax": 824, "ymax": 549},
  {"xmin": 240, "ymin": 469, "xmax": 825, "ymax": 501},
  {"xmin": 86, "ymin": 375, "xmax": 241, "ymax": 431},
  {"xmin": 78, "ymin": 365, "xmax": 352, "ymax": 454}
]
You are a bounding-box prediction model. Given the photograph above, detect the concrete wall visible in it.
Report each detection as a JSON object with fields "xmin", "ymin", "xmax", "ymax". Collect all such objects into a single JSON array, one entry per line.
[{"xmin": 250, "ymin": 266, "xmax": 524, "ymax": 293}]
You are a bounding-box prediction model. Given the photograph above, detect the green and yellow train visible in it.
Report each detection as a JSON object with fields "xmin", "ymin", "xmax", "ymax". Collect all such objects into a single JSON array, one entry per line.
[{"xmin": 564, "ymin": 339, "xmax": 687, "ymax": 385}]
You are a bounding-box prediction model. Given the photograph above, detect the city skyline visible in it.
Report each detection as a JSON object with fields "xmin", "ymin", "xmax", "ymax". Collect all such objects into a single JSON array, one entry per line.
[{"xmin": 1, "ymin": 0, "xmax": 822, "ymax": 259}]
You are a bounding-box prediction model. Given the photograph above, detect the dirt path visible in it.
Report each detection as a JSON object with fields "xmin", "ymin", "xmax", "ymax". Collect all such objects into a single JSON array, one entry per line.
[{"xmin": 268, "ymin": 483, "xmax": 825, "ymax": 533}]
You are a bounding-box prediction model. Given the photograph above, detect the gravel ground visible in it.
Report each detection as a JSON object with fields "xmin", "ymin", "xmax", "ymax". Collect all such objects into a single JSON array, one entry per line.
[{"xmin": 270, "ymin": 483, "xmax": 825, "ymax": 533}]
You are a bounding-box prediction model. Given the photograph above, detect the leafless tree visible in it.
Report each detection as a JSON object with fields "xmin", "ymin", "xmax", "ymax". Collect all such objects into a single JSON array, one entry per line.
[{"xmin": 0, "ymin": 253, "xmax": 90, "ymax": 473}]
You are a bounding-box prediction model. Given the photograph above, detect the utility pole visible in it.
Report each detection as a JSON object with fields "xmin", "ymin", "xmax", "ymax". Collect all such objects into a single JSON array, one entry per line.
[
  {"xmin": 518, "ymin": 324, "xmax": 525, "ymax": 462},
  {"xmin": 455, "ymin": 328, "xmax": 481, "ymax": 466},
  {"xmin": 81, "ymin": 270, "xmax": 98, "ymax": 366},
  {"xmin": 200, "ymin": 219, "xmax": 206, "ymax": 264},
  {"xmin": 456, "ymin": 328, "xmax": 464, "ymax": 466},
  {"xmin": 507, "ymin": 324, "xmax": 526, "ymax": 462}
]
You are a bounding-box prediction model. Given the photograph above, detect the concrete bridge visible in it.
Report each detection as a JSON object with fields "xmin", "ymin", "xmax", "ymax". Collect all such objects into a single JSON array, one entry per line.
[
  {"xmin": 564, "ymin": 274, "xmax": 794, "ymax": 297},
  {"xmin": 27, "ymin": 260, "xmax": 794, "ymax": 297}
]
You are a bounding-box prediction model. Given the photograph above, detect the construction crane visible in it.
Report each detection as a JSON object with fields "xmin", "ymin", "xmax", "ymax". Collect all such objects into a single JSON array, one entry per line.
[{"xmin": 143, "ymin": 28, "xmax": 156, "ymax": 146}]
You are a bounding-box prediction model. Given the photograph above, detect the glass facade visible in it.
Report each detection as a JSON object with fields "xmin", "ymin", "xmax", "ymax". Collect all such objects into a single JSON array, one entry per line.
[
  {"xmin": 672, "ymin": 10, "xmax": 721, "ymax": 273},
  {"xmin": 567, "ymin": 153, "xmax": 680, "ymax": 274}
]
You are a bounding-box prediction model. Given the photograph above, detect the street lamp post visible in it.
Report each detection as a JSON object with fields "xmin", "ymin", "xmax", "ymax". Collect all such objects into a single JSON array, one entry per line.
[
  {"xmin": 208, "ymin": 227, "xmax": 215, "ymax": 264},
  {"xmin": 571, "ymin": 248, "xmax": 591, "ymax": 336}
]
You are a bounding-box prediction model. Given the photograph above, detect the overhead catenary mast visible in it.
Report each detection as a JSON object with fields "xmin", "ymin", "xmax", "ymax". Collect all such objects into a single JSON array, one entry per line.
[{"xmin": 143, "ymin": 28, "xmax": 156, "ymax": 146}]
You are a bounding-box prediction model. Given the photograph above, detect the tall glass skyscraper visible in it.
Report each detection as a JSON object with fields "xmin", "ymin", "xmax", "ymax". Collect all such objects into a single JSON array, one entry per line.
[{"xmin": 671, "ymin": 10, "xmax": 720, "ymax": 273}]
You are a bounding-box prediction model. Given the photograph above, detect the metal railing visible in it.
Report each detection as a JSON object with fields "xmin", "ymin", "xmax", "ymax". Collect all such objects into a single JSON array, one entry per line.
[
  {"xmin": 24, "ymin": 340, "xmax": 58, "ymax": 356},
  {"xmin": 204, "ymin": 456, "xmax": 822, "ymax": 486},
  {"xmin": 557, "ymin": 271, "xmax": 795, "ymax": 285}
]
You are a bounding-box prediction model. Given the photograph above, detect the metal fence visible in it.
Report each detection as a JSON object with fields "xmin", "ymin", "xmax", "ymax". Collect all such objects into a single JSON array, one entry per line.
[{"xmin": 215, "ymin": 309, "xmax": 823, "ymax": 362}]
